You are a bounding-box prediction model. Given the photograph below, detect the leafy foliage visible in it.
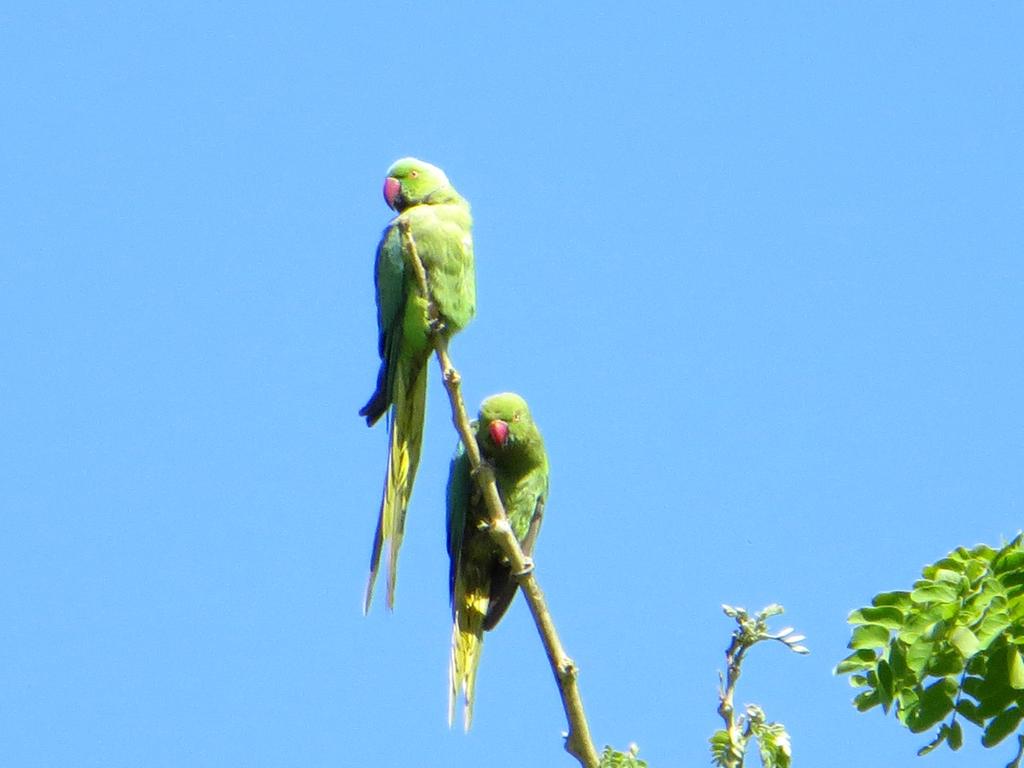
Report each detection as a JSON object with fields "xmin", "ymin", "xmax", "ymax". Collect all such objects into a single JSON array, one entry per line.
[
  {"xmin": 710, "ymin": 604, "xmax": 807, "ymax": 768},
  {"xmin": 837, "ymin": 534, "xmax": 1024, "ymax": 764},
  {"xmin": 598, "ymin": 744, "xmax": 647, "ymax": 768},
  {"xmin": 709, "ymin": 727, "xmax": 743, "ymax": 768},
  {"xmin": 711, "ymin": 705, "xmax": 793, "ymax": 768}
]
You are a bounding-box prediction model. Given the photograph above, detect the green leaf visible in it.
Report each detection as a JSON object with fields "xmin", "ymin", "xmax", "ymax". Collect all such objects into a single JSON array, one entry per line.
[
  {"xmin": 928, "ymin": 649, "xmax": 966, "ymax": 677},
  {"xmin": 967, "ymin": 653, "xmax": 989, "ymax": 674},
  {"xmin": 896, "ymin": 687, "xmax": 920, "ymax": 723},
  {"xmin": 974, "ymin": 684, "xmax": 1018, "ymax": 720},
  {"xmin": 1010, "ymin": 647, "xmax": 1024, "ymax": 690},
  {"xmin": 912, "ymin": 580, "xmax": 960, "ymax": 603},
  {"xmin": 930, "ymin": 557, "xmax": 966, "ymax": 574},
  {"xmin": 708, "ymin": 730, "xmax": 737, "ymax": 768},
  {"xmin": 849, "ymin": 624, "xmax": 891, "ymax": 650},
  {"xmin": 907, "ymin": 638, "xmax": 935, "ymax": 676},
  {"xmin": 848, "ymin": 606, "xmax": 905, "ymax": 628},
  {"xmin": 974, "ymin": 543, "xmax": 1001, "ymax": 560},
  {"xmin": 898, "ymin": 611, "xmax": 940, "ymax": 645},
  {"xmin": 977, "ymin": 606, "xmax": 1013, "ymax": 648},
  {"xmin": 753, "ymin": 722, "xmax": 791, "ymax": 768},
  {"xmin": 949, "ymin": 719, "xmax": 964, "ymax": 750},
  {"xmin": 889, "ymin": 640, "xmax": 909, "ymax": 679},
  {"xmin": 1010, "ymin": 598, "xmax": 1024, "ymax": 624},
  {"xmin": 956, "ymin": 698, "xmax": 985, "ymax": 726},
  {"xmin": 906, "ymin": 678, "xmax": 956, "ymax": 733},
  {"xmin": 975, "ymin": 576, "xmax": 1007, "ymax": 604},
  {"xmin": 917, "ymin": 724, "xmax": 948, "ymax": 756},
  {"xmin": 835, "ymin": 649, "xmax": 878, "ymax": 675},
  {"xmin": 854, "ymin": 689, "xmax": 880, "ymax": 712},
  {"xmin": 873, "ymin": 591, "xmax": 913, "ymax": 609},
  {"xmin": 951, "ymin": 626, "xmax": 981, "ymax": 658},
  {"xmin": 968, "ymin": 641, "xmax": 1021, "ymax": 718},
  {"xmin": 995, "ymin": 550, "xmax": 1024, "ymax": 575},
  {"xmin": 983, "ymin": 706, "xmax": 1024, "ymax": 748},
  {"xmin": 877, "ymin": 659, "xmax": 894, "ymax": 711},
  {"xmin": 966, "ymin": 558, "xmax": 989, "ymax": 583},
  {"xmin": 962, "ymin": 674, "xmax": 985, "ymax": 699},
  {"xmin": 933, "ymin": 567, "xmax": 966, "ymax": 585}
]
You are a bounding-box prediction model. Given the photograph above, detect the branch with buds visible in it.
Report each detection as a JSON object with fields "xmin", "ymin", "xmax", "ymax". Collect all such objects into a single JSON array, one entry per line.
[{"xmin": 711, "ymin": 604, "xmax": 809, "ymax": 768}]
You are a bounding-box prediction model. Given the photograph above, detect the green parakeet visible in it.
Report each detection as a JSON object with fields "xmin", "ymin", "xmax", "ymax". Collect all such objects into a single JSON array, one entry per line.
[
  {"xmin": 446, "ymin": 392, "xmax": 549, "ymax": 729},
  {"xmin": 361, "ymin": 158, "xmax": 475, "ymax": 613}
]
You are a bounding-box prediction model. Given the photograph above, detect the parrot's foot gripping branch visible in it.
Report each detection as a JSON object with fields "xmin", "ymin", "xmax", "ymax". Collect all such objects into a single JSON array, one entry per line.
[{"xmin": 428, "ymin": 316, "xmax": 448, "ymax": 336}]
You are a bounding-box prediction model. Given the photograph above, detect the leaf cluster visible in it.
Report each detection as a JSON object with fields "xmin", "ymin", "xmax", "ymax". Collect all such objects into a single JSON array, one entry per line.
[
  {"xmin": 710, "ymin": 704, "xmax": 792, "ymax": 768},
  {"xmin": 598, "ymin": 744, "xmax": 647, "ymax": 768},
  {"xmin": 837, "ymin": 535, "xmax": 1024, "ymax": 763}
]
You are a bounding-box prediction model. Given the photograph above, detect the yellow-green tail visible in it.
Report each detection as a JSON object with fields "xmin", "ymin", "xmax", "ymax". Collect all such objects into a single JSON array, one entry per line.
[
  {"xmin": 449, "ymin": 571, "xmax": 488, "ymax": 730},
  {"xmin": 363, "ymin": 359, "xmax": 427, "ymax": 613}
]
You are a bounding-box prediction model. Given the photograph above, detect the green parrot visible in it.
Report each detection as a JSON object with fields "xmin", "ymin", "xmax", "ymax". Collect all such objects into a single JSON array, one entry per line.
[
  {"xmin": 446, "ymin": 392, "xmax": 549, "ymax": 729},
  {"xmin": 361, "ymin": 158, "xmax": 475, "ymax": 613}
]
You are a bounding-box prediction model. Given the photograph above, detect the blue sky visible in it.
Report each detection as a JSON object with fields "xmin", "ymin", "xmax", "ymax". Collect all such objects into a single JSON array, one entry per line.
[{"xmin": 2, "ymin": 3, "xmax": 1022, "ymax": 767}]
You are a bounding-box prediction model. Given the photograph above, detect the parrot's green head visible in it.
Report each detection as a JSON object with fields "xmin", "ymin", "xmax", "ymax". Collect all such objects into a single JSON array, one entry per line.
[
  {"xmin": 383, "ymin": 157, "xmax": 456, "ymax": 211},
  {"xmin": 476, "ymin": 392, "xmax": 545, "ymax": 466}
]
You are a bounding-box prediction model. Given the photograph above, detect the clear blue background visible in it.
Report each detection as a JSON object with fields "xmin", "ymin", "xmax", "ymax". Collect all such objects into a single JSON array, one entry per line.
[{"xmin": 2, "ymin": 3, "xmax": 1022, "ymax": 767}]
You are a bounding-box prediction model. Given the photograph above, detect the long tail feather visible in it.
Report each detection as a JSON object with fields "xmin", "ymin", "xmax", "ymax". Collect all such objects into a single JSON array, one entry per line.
[
  {"xmin": 363, "ymin": 512, "xmax": 385, "ymax": 613},
  {"xmin": 449, "ymin": 570, "xmax": 489, "ymax": 730},
  {"xmin": 363, "ymin": 358, "xmax": 428, "ymax": 613}
]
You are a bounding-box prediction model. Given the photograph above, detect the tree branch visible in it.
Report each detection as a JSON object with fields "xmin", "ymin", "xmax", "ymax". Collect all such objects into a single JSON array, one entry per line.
[
  {"xmin": 713, "ymin": 605, "xmax": 806, "ymax": 768},
  {"xmin": 399, "ymin": 220, "xmax": 600, "ymax": 768},
  {"xmin": 717, "ymin": 630, "xmax": 749, "ymax": 768}
]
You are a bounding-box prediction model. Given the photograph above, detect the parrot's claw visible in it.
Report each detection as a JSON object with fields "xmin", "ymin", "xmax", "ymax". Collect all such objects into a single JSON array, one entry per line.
[
  {"xmin": 475, "ymin": 519, "xmax": 491, "ymax": 532},
  {"xmin": 428, "ymin": 315, "xmax": 447, "ymax": 336},
  {"xmin": 513, "ymin": 558, "xmax": 535, "ymax": 578}
]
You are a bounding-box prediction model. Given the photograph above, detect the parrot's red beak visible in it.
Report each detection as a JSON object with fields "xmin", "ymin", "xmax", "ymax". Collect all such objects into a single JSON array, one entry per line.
[
  {"xmin": 383, "ymin": 177, "xmax": 401, "ymax": 210},
  {"xmin": 488, "ymin": 419, "xmax": 509, "ymax": 447}
]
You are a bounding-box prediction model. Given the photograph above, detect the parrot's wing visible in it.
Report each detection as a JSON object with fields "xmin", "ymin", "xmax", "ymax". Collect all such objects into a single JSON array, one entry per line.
[
  {"xmin": 446, "ymin": 437, "xmax": 472, "ymax": 608},
  {"xmin": 360, "ymin": 223, "xmax": 408, "ymax": 424},
  {"xmin": 417, "ymin": 204, "xmax": 475, "ymax": 334},
  {"xmin": 520, "ymin": 495, "xmax": 545, "ymax": 558},
  {"xmin": 374, "ymin": 223, "xmax": 406, "ymax": 358},
  {"xmin": 481, "ymin": 472, "xmax": 546, "ymax": 632},
  {"xmin": 516, "ymin": 463, "xmax": 548, "ymax": 559}
]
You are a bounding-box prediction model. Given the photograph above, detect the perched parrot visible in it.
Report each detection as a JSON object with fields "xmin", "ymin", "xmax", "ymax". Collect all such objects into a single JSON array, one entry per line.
[
  {"xmin": 361, "ymin": 158, "xmax": 475, "ymax": 613},
  {"xmin": 446, "ymin": 392, "xmax": 549, "ymax": 729}
]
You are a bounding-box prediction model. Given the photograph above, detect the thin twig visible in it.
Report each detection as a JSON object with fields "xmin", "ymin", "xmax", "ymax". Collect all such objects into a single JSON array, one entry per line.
[
  {"xmin": 399, "ymin": 220, "xmax": 600, "ymax": 768},
  {"xmin": 717, "ymin": 632, "xmax": 748, "ymax": 768}
]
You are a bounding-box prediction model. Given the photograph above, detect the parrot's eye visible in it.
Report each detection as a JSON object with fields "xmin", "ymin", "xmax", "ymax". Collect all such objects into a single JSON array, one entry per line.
[
  {"xmin": 513, "ymin": 412, "xmax": 521, "ymax": 422},
  {"xmin": 410, "ymin": 170, "xmax": 419, "ymax": 178}
]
